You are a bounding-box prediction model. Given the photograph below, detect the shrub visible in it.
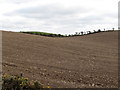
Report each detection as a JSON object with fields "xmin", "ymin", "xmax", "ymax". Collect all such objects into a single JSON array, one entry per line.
[{"xmin": 2, "ymin": 74, "xmax": 50, "ymax": 90}]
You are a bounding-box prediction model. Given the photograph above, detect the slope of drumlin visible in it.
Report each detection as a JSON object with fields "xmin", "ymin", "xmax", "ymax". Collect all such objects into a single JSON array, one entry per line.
[{"xmin": 2, "ymin": 31, "xmax": 118, "ymax": 88}]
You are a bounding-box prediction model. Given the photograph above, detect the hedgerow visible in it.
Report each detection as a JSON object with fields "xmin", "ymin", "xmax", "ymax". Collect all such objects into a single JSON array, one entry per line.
[{"xmin": 20, "ymin": 29, "xmax": 116, "ymax": 37}]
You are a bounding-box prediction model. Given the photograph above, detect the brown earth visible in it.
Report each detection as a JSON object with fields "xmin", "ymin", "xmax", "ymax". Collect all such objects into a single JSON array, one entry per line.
[{"xmin": 2, "ymin": 31, "xmax": 118, "ymax": 88}]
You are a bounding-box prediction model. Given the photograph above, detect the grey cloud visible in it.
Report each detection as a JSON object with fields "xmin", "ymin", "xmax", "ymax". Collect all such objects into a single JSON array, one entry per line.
[
  {"xmin": 4, "ymin": 4, "xmax": 90, "ymax": 19},
  {"xmin": 5, "ymin": 4, "xmax": 110, "ymax": 26},
  {"xmin": 79, "ymin": 13, "xmax": 117, "ymax": 24},
  {"xmin": 103, "ymin": 13, "xmax": 117, "ymax": 19},
  {"xmin": 3, "ymin": 0, "xmax": 33, "ymax": 4},
  {"xmin": 79, "ymin": 15, "xmax": 110, "ymax": 24},
  {"xmin": 47, "ymin": 15, "xmax": 106, "ymax": 26},
  {"xmin": 2, "ymin": 3, "xmax": 117, "ymax": 33}
]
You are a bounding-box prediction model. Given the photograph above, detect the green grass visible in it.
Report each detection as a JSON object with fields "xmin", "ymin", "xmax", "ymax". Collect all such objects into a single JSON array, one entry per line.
[{"xmin": 21, "ymin": 31, "xmax": 64, "ymax": 37}]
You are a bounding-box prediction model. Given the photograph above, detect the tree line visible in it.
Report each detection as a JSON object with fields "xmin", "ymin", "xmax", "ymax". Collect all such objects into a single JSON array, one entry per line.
[{"xmin": 20, "ymin": 28, "xmax": 115, "ymax": 37}]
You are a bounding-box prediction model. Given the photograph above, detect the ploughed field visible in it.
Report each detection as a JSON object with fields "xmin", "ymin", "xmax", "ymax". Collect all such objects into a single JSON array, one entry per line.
[{"xmin": 2, "ymin": 31, "xmax": 118, "ymax": 88}]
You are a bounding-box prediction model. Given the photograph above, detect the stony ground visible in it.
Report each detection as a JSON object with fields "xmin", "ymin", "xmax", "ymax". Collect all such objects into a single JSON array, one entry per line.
[{"xmin": 2, "ymin": 31, "xmax": 118, "ymax": 88}]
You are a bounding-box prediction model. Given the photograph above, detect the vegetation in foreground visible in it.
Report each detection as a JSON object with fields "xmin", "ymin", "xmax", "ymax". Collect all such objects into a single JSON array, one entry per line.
[{"xmin": 2, "ymin": 74, "xmax": 50, "ymax": 90}]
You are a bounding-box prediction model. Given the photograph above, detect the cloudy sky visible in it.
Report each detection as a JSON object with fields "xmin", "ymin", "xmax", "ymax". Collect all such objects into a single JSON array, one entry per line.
[{"xmin": 0, "ymin": 0, "xmax": 119, "ymax": 34}]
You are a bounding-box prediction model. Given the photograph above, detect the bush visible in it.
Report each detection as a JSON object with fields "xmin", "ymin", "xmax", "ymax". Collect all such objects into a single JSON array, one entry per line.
[{"xmin": 2, "ymin": 74, "xmax": 51, "ymax": 90}]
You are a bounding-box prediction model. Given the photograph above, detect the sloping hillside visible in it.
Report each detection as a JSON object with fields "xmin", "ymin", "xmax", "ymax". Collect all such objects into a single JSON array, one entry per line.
[{"xmin": 2, "ymin": 31, "xmax": 118, "ymax": 88}]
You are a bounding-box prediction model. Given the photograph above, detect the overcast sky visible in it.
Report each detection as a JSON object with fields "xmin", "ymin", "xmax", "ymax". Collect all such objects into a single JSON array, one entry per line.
[{"xmin": 0, "ymin": 0, "xmax": 119, "ymax": 34}]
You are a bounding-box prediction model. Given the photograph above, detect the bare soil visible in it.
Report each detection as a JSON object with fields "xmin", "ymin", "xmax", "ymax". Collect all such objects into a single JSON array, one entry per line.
[{"xmin": 2, "ymin": 31, "xmax": 118, "ymax": 88}]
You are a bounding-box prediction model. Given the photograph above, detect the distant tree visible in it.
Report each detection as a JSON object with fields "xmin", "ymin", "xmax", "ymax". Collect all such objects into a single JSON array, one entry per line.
[
  {"xmin": 87, "ymin": 31, "xmax": 91, "ymax": 34},
  {"xmin": 57, "ymin": 34, "xmax": 61, "ymax": 37},
  {"xmin": 89, "ymin": 31, "xmax": 92, "ymax": 34},
  {"xmin": 93, "ymin": 30, "xmax": 96, "ymax": 33},
  {"xmin": 112, "ymin": 28, "xmax": 115, "ymax": 31},
  {"xmin": 75, "ymin": 32, "xmax": 78, "ymax": 36},
  {"xmin": 98, "ymin": 29, "xmax": 101, "ymax": 32},
  {"xmin": 81, "ymin": 31, "xmax": 84, "ymax": 35},
  {"xmin": 53, "ymin": 34, "xmax": 57, "ymax": 37},
  {"xmin": 104, "ymin": 28, "xmax": 105, "ymax": 31}
]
